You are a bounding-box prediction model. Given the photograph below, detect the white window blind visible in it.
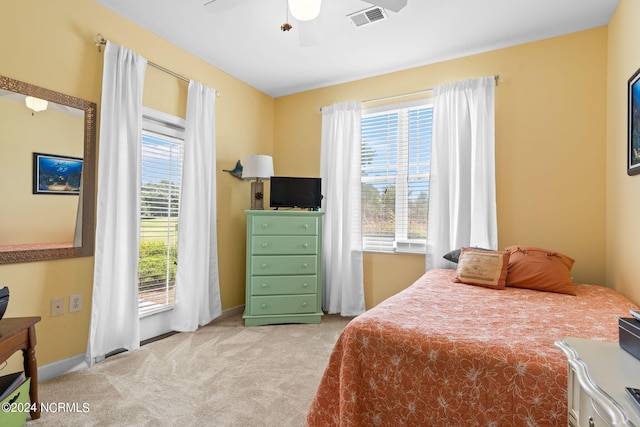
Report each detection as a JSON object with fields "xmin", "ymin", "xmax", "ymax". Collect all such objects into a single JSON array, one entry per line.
[
  {"xmin": 361, "ymin": 99, "xmax": 432, "ymax": 253},
  {"xmin": 138, "ymin": 109, "xmax": 185, "ymax": 317}
]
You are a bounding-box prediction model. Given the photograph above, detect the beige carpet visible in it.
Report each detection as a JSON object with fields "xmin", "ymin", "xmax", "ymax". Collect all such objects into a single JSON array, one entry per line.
[{"xmin": 28, "ymin": 313, "xmax": 351, "ymax": 427}]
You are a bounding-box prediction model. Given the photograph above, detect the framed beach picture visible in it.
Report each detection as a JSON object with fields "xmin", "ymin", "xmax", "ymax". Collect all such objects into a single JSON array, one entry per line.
[
  {"xmin": 33, "ymin": 152, "xmax": 83, "ymax": 195},
  {"xmin": 628, "ymin": 67, "xmax": 640, "ymax": 175}
]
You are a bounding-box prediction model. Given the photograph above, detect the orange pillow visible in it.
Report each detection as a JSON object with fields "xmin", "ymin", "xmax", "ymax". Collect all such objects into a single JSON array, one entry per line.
[
  {"xmin": 504, "ymin": 246, "xmax": 576, "ymax": 295},
  {"xmin": 454, "ymin": 248, "xmax": 510, "ymax": 290}
]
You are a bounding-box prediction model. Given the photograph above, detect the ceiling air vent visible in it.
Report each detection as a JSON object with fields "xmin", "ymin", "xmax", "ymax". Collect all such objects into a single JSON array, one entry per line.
[{"xmin": 347, "ymin": 6, "xmax": 388, "ymax": 27}]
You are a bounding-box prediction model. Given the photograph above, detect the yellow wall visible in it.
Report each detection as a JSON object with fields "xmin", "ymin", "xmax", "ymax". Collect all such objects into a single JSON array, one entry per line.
[
  {"xmin": 275, "ymin": 28, "xmax": 609, "ymax": 307},
  {"xmin": 0, "ymin": 0, "xmax": 273, "ymax": 369},
  {"xmin": 606, "ymin": 0, "xmax": 640, "ymax": 302}
]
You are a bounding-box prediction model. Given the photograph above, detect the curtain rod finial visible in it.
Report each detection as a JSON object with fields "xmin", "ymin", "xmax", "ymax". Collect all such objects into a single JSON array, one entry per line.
[{"xmin": 94, "ymin": 33, "xmax": 106, "ymax": 52}]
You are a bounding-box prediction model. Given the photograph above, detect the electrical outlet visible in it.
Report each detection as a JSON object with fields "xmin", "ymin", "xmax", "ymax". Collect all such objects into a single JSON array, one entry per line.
[
  {"xmin": 51, "ymin": 298, "xmax": 64, "ymax": 317},
  {"xmin": 69, "ymin": 294, "xmax": 82, "ymax": 312}
]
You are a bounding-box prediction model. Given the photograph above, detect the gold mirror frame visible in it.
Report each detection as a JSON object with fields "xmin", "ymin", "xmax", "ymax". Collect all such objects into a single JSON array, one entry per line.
[{"xmin": 0, "ymin": 75, "xmax": 96, "ymax": 264}]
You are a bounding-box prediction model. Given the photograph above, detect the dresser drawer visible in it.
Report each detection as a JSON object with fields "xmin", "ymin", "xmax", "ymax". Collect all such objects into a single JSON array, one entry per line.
[
  {"xmin": 252, "ymin": 255, "xmax": 317, "ymax": 275},
  {"xmin": 252, "ymin": 236, "xmax": 317, "ymax": 255},
  {"xmin": 250, "ymin": 295, "xmax": 318, "ymax": 315},
  {"xmin": 252, "ymin": 216, "xmax": 318, "ymax": 236},
  {"xmin": 578, "ymin": 391, "xmax": 610, "ymax": 426},
  {"xmin": 251, "ymin": 275, "xmax": 318, "ymax": 295}
]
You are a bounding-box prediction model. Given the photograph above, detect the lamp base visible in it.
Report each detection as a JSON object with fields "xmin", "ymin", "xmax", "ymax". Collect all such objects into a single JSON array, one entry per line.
[{"xmin": 250, "ymin": 180, "xmax": 265, "ymax": 210}]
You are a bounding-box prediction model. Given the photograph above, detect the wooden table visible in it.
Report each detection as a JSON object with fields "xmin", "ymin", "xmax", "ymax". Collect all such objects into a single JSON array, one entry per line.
[{"xmin": 0, "ymin": 317, "xmax": 41, "ymax": 420}]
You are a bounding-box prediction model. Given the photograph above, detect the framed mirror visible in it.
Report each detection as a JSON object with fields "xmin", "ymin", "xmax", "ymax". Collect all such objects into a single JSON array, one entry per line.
[{"xmin": 0, "ymin": 75, "xmax": 96, "ymax": 264}]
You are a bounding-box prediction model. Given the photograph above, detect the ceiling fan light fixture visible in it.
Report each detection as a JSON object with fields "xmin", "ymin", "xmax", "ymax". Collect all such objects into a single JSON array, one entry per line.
[
  {"xmin": 288, "ymin": 0, "xmax": 321, "ymax": 22},
  {"xmin": 25, "ymin": 96, "xmax": 48, "ymax": 113}
]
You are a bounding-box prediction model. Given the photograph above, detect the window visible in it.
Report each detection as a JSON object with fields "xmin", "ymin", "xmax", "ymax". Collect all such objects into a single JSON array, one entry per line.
[
  {"xmin": 138, "ymin": 108, "xmax": 185, "ymax": 317},
  {"xmin": 361, "ymin": 99, "xmax": 433, "ymax": 253}
]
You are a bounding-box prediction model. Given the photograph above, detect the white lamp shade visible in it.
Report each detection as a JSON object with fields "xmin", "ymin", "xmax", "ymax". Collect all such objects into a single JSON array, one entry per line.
[
  {"xmin": 242, "ymin": 154, "xmax": 274, "ymax": 179},
  {"xmin": 25, "ymin": 96, "xmax": 48, "ymax": 112},
  {"xmin": 288, "ymin": 0, "xmax": 322, "ymax": 21}
]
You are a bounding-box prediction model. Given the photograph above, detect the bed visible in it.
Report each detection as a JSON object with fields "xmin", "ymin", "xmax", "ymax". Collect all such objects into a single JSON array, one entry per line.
[{"xmin": 306, "ymin": 267, "xmax": 638, "ymax": 426}]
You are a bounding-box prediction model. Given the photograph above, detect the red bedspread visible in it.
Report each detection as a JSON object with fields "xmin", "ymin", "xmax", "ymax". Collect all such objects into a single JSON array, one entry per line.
[{"xmin": 306, "ymin": 269, "xmax": 638, "ymax": 426}]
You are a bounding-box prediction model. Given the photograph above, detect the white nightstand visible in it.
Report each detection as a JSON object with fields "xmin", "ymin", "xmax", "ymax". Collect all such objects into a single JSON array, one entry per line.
[{"xmin": 555, "ymin": 337, "xmax": 640, "ymax": 427}]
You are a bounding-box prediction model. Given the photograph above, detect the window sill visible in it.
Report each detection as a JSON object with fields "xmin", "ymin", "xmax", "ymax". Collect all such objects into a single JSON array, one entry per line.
[
  {"xmin": 363, "ymin": 246, "xmax": 425, "ymax": 255},
  {"xmin": 139, "ymin": 304, "xmax": 173, "ymax": 319},
  {"xmin": 363, "ymin": 238, "xmax": 425, "ymax": 255}
]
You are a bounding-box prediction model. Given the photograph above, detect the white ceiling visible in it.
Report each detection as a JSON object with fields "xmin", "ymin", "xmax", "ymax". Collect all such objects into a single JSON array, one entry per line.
[{"xmin": 94, "ymin": 0, "xmax": 619, "ymax": 98}]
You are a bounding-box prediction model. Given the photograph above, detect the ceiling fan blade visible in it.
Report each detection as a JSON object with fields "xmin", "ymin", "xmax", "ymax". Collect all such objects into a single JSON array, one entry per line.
[
  {"xmin": 204, "ymin": 0, "xmax": 251, "ymax": 14},
  {"xmin": 297, "ymin": 19, "xmax": 319, "ymax": 47},
  {"xmin": 362, "ymin": 0, "xmax": 408, "ymax": 13}
]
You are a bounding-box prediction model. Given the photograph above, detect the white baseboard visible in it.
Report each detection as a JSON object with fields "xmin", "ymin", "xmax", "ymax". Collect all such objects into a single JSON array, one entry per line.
[
  {"xmin": 212, "ymin": 305, "xmax": 244, "ymax": 322},
  {"xmin": 38, "ymin": 354, "xmax": 88, "ymax": 382},
  {"xmin": 38, "ymin": 305, "xmax": 246, "ymax": 381}
]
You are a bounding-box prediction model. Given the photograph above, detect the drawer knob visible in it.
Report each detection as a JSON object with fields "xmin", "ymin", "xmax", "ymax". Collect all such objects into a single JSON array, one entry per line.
[
  {"xmin": 302, "ymin": 282, "xmax": 308, "ymax": 288},
  {"xmin": 261, "ymin": 243, "xmax": 268, "ymax": 248},
  {"xmin": 301, "ymin": 302, "xmax": 308, "ymax": 307},
  {"xmin": 303, "ymin": 224, "xmax": 309, "ymax": 229},
  {"xmin": 302, "ymin": 263, "xmax": 308, "ymax": 268},
  {"xmin": 261, "ymin": 264, "xmax": 267, "ymax": 269},
  {"xmin": 261, "ymin": 223, "xmax": 268, "ymax": 229},
  {"xmin": 261, "ymin": 303, "xmax": 267, "ymax": 309},
  {"xmin": 303, "ymin": 243, "xmax": 309, "ymax": 248},
  {"xmin": 261, "ymin": 283, "xmax": 268, "ymax": 288}
]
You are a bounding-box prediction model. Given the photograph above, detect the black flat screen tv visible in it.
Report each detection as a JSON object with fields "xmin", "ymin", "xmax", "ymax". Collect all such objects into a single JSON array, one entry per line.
[{"xmin": 270, "ymin": 176, "xmax": 322, "ymax": 210}]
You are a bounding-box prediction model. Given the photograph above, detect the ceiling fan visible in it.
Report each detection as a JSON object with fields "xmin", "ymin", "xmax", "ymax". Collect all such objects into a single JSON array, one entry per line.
[{"xmin": 204, "ymin": 0, "xmax": 408, "ymax": 46}]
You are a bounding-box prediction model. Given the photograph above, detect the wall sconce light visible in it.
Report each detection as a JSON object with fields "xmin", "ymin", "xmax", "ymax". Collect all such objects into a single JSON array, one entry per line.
[
  {"xmin": 288, "ymin": 0, "xmax": 322, "ymax": 21},
  {"xmin": 242, "ymin": 154, "xmax": 274, "ymax": 210},
  {"xmin": 25, "ymin": 96, "xmax": 48, "ymax": 113}
]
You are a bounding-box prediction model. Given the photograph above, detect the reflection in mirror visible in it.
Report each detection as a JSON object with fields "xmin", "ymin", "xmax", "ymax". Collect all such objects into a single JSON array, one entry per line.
[
  {"xmin": 0, "ymin": 75, "xmax": 96, "ymax": 264},
  {"xmin": 1, "ymin": 92, "xmax": 83, "ymax": 246}
]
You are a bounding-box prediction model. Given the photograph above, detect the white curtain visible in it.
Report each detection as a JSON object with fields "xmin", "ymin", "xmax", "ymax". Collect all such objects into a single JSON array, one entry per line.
[
  {"xmin": 73, "ymin": 175, "xmax": 83, "ymax": 247},
  {"xmin": 87, "ymin": 41, "xmax": 147, "ymax": 363},
  {"xmin": 170, "ymin": 81, "xmax": 222, "ymax": 332},
  {"xmin": 426, "ymin": 76, "xmax": 497, "ymax": 269},
  {"xmin": 320, "ymin": 101, "xmax": 366, "ymax": 316}
]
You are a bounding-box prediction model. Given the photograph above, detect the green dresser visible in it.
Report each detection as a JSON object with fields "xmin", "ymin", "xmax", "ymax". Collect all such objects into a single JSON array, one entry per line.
[{"xmin": 244, "ymin": 210, "xmax": 324, "ymax": 326}]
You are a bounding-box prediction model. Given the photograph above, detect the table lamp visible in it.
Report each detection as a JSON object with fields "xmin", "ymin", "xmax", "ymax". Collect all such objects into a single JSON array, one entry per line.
[{"xmin": 242, "ymin": 154, "xmax": 274, "ymax": 210}]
